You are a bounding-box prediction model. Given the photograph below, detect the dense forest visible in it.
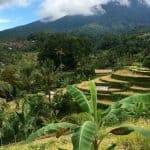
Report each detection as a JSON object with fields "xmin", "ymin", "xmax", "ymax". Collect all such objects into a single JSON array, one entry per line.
[
  {"xmin": 0, "ymin": 30, "xmax": 150, "ymax": 149},
  {"xmin": 0, "ymin": 31, "xmax": 149, "ymax": 101}
]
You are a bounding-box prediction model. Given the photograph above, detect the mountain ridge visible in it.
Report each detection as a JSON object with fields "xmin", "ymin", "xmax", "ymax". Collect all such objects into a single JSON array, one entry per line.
[{"xmin": 0, "ymin": 0, "xmax": 150, "ymax": 40}]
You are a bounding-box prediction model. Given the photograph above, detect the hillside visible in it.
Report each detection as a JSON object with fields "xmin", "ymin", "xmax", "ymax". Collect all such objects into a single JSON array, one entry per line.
[
  {"xmin": 0, "ymin": 68, "xmax": 150, "ymax": 150},
  {"xmin": 0, "ymin": 0, "xmax": 150, "ymax": 40},
  {"xmin": 0, "ymin": 29, "xmax": 150, "ymax": 149}
]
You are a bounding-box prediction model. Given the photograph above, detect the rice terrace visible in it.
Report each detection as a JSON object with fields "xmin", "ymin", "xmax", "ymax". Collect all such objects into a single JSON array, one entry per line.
[{"xmin": 0, "ymin": 0, "xmax": 150, "ymax": 150}]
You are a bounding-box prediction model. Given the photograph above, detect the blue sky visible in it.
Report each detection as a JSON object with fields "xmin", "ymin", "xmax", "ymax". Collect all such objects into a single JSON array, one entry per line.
[
  {"xmin": 0, "ymin": 0, "xmax": 150, "ymax": 31},
  {"xmin": 0, "ymin": 0, "xmax": 40, "ymax": 31}
]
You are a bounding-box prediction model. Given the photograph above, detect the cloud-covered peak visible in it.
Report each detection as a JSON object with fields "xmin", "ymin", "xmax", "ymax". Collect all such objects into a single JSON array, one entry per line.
[
  {"xmin": 38, "ymin": 0, "xmax": 131, "ymax": 21},
  {"xmin": 39, "ymin": 0, "xmax": 150, "ymax": 21}
]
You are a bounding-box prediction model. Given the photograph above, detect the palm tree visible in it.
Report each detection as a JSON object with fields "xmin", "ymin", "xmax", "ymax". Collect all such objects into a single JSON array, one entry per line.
[
  {"xmin": 55, "ymin": 48, "xmax": 65, "ymax": 70},
  {"xmin": 16, "ymin": 98, "xmax": 35, "ymax": 139},
  {"xmin": 0, "ymin": 81, "xmax": 13, "ymax": 101},
  {"xmin": 20, "ymin": 63, "xmax": 35, "ymax": 91},
  {"xmin": 40, "ymin": 60, "xmax": 57, "ymax": 104}
]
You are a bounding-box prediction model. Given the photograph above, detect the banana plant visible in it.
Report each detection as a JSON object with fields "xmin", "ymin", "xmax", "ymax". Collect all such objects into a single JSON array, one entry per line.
[
  {"xmin": 16, "ymin": 98, "xmax": 36, "ymax": 139},
  {"xmin": 27, "ymin": 81, "xmax": 150, "ymax": 150}
]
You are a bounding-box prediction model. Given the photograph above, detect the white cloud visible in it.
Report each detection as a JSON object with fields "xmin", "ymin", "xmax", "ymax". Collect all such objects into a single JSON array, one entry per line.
[
  {"xmin": 38, "ymin": 0, "xmax": 131, "ymax": 21},
  {"xmin": 140, "ymin": 0, "xmax": 150, "ymax": 5},
  {"xmin": 38, "ymin": 0, "xmax": 150, "ymax": 21},
  {"xmin": 0, "ymin": 0, "xmax": 32, "ymax": 10},
  {"xmin": 0, "ymin": 18, "xmax": 11, "ymax": 23}
]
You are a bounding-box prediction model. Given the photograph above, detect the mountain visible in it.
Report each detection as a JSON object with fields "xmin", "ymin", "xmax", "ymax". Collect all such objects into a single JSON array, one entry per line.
[{"xmin": 0, "ymin": 0, "xmax": 150, "ymax": 40}]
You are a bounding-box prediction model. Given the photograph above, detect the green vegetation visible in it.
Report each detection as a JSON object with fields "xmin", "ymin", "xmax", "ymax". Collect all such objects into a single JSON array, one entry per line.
[
  {"xmin": 27, "ymin": 82, "xmax": 150, "ymax": 150},
  {"xmin": 34, "ymin": 33, "xmax": 93, "ymax": 69},
  {"xmin": 0, "ymin": 30, "xmax": 150, "ymax": 149},
  {"xmin": 1, "ymin": 1, "xmax": 150, "ymax": 40},
  {"xmin": 143, "ymin": 55, "xmax": 150, "ymax": 68}
]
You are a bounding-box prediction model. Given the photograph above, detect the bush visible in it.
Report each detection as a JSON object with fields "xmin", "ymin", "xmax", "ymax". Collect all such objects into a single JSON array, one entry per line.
[
  {"xmin": 143, "ymin": 55, "xmax": 150, "ymax": 68},
  {"xmin": 52, "ymin": 92, "xmax": 81, "ymax": 117}
]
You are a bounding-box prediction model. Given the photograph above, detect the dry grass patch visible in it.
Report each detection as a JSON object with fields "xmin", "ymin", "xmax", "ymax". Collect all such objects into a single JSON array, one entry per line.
[
  {"xmin": 0, "ymin": 135, "xmax": 72, "ymax": 150},
  {"xmin": 130, "ymin": 86, "xmax": 150, "ymax": 93},
  {"xmin": 114, "ymin": 91, "xmax": 139, "ymax": 97},
  {"xmin": 97, "ymin": 99, "xmax": 114, "ymax": 106},
  {"xmin": 0, "ymin": 118, "xmax": 149, "ymax": 150},
  {"xmin": 101, "ymin": 118, "xmax": 150, "ymax": 150},
  {"xmin": 115, "ymin": 70, "xmax": 149, "ymax": 77},
  {"xmin": 101, "ymin": 76, "xmax": 128, "ymax": 83},
  {"xmin": 95, "ymin": 69, "xmax": 112, "ymax": 74}
]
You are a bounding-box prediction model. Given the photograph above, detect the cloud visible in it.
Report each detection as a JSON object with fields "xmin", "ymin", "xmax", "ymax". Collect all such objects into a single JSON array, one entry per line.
[
  {"xmin": 38, "ymin": 0, "xmax": 131, "ymax": 21},
  {"xmin": 0, "ymin": 18, "xmax": 11, "ymax": 23},
  {"xmin": 140, "ymin": 0, "xmax": 150, "ymax": 5},
  {"xmin": 0, "ymin": 0, "xmax": 32, "ymax": 10},
  {"xmin": 38, "ymin": 0, "xmax": 150, "ymax": 21}
]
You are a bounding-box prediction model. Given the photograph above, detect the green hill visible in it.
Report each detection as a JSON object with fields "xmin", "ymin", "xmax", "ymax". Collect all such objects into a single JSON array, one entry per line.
[{"xmin": 1, "ymin": 0, "xmax": 150, "ymax": 40}]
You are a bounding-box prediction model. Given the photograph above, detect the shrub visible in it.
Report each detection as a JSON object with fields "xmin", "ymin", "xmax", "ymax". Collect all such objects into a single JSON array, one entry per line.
[
  {"xmin": 52, "ymin": 92, "xmax": 81, "ymax": 117},
  {"xmin": 143, "ymin": 55, "xmax": 150, "ymax": 68}
]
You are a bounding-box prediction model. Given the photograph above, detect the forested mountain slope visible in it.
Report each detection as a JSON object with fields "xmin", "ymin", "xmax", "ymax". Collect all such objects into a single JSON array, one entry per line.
[{"xmin": 0, "ymin": 0, "xmax": 150, "ymax": 40}]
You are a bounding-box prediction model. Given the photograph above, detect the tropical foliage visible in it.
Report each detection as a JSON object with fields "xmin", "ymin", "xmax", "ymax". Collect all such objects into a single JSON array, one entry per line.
[
  {"xmin": 27, "ymin": 82, "xmax": 150, "ymax": 150},
  {"xmin": 0, "ymin": 31, "xmax": 150, "ymax": 148}
]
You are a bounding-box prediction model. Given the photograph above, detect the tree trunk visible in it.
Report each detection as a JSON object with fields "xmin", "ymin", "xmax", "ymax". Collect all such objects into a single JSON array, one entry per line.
[
  {"xmin": 94, "ymin": 144, "xmax": 99, "ymax": 150},
  {"xmin": 48, "ymin": 90, "xmax": 51, "ymax": 104},
  {"xmin": 93, "ymin": 140, "xmax": 99, "ymax": 150},
  {"xmin": 0, "ymin": 138, "xmax": 3, "ymax": 146},
  {"xmin": 14, "ymin": 135, "xmax": 17, "ymax": 143},
  {"xmin": 47, "ymin": 77, "xmax": 52, "ymax": 104}
]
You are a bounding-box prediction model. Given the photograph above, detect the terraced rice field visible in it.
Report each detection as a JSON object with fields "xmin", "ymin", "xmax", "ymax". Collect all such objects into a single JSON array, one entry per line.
[
  {"xmin": 77, "ymin": 68, "xmax": 150, "ymax": 108},
  {"xmin": 95, "ymin": 69, "xmax": 112, "ymax": 76}
]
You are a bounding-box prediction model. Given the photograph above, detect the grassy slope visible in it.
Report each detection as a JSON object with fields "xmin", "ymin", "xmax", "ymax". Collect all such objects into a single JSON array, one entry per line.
[{"xmin": 0, "ymin": 118, "xmax": 149, "ymax": 150}]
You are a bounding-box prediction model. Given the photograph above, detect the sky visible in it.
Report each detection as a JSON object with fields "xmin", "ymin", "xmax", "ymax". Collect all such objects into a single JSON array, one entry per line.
[{"xmin": 0, "ymin": 0, "xmax": 150, "ymax": 31}]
